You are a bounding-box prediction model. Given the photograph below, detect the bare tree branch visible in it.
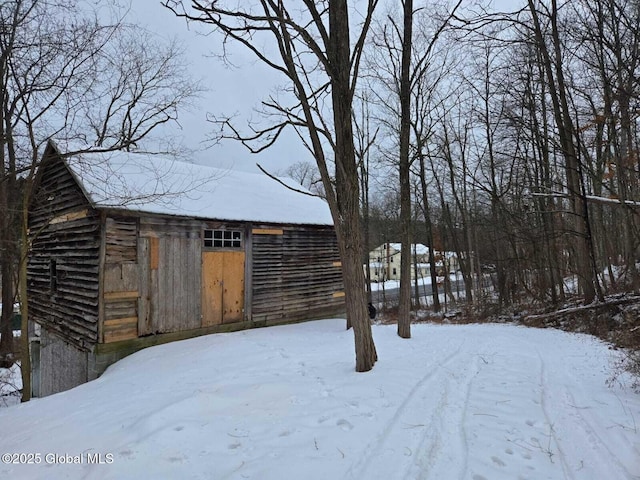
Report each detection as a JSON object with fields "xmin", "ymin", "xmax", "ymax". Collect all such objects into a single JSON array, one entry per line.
[{"xmin": 256, "ymin": 162, "xmax": 323, "ymax": 198}]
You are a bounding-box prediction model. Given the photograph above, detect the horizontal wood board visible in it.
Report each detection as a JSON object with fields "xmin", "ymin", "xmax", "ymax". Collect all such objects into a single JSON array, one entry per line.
[
  {"xmin": 251, "ymin": 225, "xmax": 344, "ymax": 322},
  {"xmin": 28, "ymin": 153, "xmax": 100, "ymax": 350}
]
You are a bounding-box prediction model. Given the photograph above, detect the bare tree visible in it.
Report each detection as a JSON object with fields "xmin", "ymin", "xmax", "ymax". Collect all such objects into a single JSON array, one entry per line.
[
  {"xmin": 397, "ymin": 0, "xmax": 414, "ymax": 338},
  {"xmin": 1, "ymin": 0, "xmax": 201, "ymax": 400},
  {"xmin": 526, "ymin": 0, "xmax": 602, "ymax": 303},
  {"xmin": 280, "ymin": 160, "xmax": 325, "ymax": 198},
  {"xmin": 570, "ymin": 0, "xmax": 640, "ymax": 288},
  {"xmin": 366, "ymin": 1, "xmax": 462, "ymax": 334},
  {"xmin": 164, "ymin": 0, "xmax": 379, "ymax": 371},
  {"xmin": 82, "ymin": 30, "xmax": 199, "ymax": 151}
]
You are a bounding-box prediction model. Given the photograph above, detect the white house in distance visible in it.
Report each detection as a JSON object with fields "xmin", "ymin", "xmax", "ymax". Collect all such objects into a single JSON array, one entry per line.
[{"xmin": 366, "ymin": 243, "xmax": 459, "ymax": 282}]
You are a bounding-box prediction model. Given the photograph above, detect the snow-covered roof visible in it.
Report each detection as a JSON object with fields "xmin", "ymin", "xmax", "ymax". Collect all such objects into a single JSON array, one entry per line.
[{"xmin": 49, "ymin": 140, "xmax": 333, "ymax": 226}]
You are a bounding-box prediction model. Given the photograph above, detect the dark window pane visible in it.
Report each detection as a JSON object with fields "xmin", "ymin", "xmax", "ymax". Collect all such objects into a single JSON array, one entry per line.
[
  {"xmin": 204, "ymin": 229, "xmax": 242, "ymax": 249},
  {"xmin": 50, "ymin": 259, "xmax": 57, "ymax": 293}
]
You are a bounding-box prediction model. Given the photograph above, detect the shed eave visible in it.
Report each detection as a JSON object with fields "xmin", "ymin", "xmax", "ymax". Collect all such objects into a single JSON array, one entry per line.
[{"xmin": 92, "ymin": 204, "xmax": 334, "ymax": 227}]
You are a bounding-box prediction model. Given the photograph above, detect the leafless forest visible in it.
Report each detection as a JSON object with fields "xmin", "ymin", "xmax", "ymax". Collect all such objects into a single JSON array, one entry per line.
[
  {"xmin": 336, "ymin": 1, "xmax": 634, "ymax": 311},
  {"xmin": 2, "ymin": 1, "xmax": 640, "ymax": 382}
]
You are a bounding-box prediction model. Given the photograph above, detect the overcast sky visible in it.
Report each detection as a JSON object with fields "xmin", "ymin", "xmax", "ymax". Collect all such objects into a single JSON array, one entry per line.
[
  {"xmin": 127, "ymin": 1, "xmax": 514, "ymax": 175},
  {"xmin": 127, "ymin": 2, "xmax": 310, "ymax": 174}
]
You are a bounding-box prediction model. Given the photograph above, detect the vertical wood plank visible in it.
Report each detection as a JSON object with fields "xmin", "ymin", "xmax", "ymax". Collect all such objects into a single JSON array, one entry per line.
[
  {"xmin": 223, "ymin": 251, "xmax": 245, "ymax": 323},
  {"xmin": 150, "ymin": 239, "xmax": 161, "ymax": 333},
  {"xmin": 190, "ymin": 236, "xmax": 202, "ymax": 326},
  {"xmin": 98, "ymin": 212, "xmax": 106, "ymax": 343},
  {"xmin": 138, "ymin": 237, "xmax": 151, "ymax": 335},
  {"xmin": 185, "ymin": 237, "xmax": 194, "ymax": 324},
  {"xmin": 162, "ymin": 236, "xmax": 174, "ymax": 332},
  {"xmin": 244, "ymin": 227, "xmax": 253, "ymax": 321},
  {"xmin": 150, "ymin": 237, "xmax": 159, "ymax": 270},
  {"xmin": 176, "ymin": 236, "xmax": 186, "ymax": 328},
  {"xmin": 104, "ymin": 263, "xmax": 139, "ymax": 293},
  {"xmin": 202, "ymin": 251, "xmax": 224, "ymax": 326},
  {"xmin": 144, "ymin": 233, "xmax": 203, "ymax": 334}
]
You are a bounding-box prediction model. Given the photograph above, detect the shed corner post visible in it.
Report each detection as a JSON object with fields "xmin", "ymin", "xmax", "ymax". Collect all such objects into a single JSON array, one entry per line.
[
  {"xmin": 97, "ymin": 211, "xmax": 107, "ymax": 344},
  {"xmin": 245, "ymin": 224, "xmax": 253, "ymax": 323}
]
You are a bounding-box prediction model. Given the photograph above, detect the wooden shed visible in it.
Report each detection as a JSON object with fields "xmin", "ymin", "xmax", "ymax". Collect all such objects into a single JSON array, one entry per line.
[{"xmin": 28, "ymin": 140, "xmax": 344, "ymax": 397}]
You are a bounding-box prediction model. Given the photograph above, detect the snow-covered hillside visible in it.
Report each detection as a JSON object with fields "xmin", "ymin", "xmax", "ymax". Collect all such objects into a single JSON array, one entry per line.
[{"xmin": 0, "ymin": 320, "xmax": 638, "ymax": 479}]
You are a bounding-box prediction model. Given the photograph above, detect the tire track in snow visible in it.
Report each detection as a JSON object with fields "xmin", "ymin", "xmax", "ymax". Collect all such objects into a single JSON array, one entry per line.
[
  {"xmin": 457, "ymin": 356, "xmax": 473, "ymax": 480},
  {"xmin": 537, "ymin": 351, "xmax": 576, "ymax": 480},
  {"xmin": 422, "ymin": 355, "xmax": 479, "ymax": 480},
  {"xmin": 412, "ymin": 353, "xmax": 477, "ymax": 480},
  {"xmin": 561, "ymin": 385, "xmax": 635, "ymax": 478},
  {"xmin": 344, "ymin": 341, "xmax": 475, "ymax": 480},
  {"xmin": 538, "ymin": 349, "xmax": 635, "ymax": 479}
]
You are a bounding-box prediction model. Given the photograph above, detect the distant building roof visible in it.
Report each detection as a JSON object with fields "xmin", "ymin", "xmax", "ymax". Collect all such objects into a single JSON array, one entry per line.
[
  {"xmin": 48, "ymin": 140, "xmax": 333, "ymax": 226},
  {"xmin": 373, "ymin": 243, "xmax": 430, "ymax": 255}
]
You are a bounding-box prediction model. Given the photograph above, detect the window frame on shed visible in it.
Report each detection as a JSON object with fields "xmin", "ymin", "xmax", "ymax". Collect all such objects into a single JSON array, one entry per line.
[{"xmin": 202, "ymin": 228, "xmax": 244, "ymax": 250}]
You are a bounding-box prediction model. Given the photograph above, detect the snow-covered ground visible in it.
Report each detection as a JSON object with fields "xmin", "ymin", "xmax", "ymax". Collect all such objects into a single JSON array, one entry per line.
[{"xmin": 0, "ymin": 320, "xmax": 638, "ymax": 480}]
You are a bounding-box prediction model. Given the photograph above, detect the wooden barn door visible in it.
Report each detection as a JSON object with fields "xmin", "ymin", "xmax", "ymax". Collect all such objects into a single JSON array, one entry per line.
[
  {"xmin": 138, "ymin": 233, "xmax": 202, "ymax": 336},
  {"xmin": 202, "ymin": 251, "xmax": 245, "ymax": 325}
]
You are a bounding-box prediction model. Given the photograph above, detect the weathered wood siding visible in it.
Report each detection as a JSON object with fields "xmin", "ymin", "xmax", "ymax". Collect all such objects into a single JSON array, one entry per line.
[
  {"xmin": 28, "ymin": 155, "xmax": 100, "ymax": 350},
  {"xmin": 137, "ymin": 217, "xmax": 202, "ymax": 335},
  {"xmin": 38, "ymin": 327, "xmax": 88, "ymax": 396},
  {"xmin": 102, "ymin": 216, "xmax": 139, "ymax": 343},
  {"xmin": 251, "ymin": 225, "xmax": 344, "ymax": 322},
  {"xmin": 29, "ymin": 154, "xmax": 343, "ymax": 351}
]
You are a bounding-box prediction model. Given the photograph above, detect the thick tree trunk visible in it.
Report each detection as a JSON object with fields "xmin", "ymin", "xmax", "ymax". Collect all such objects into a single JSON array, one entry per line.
[
  {"xmin": 19, "ymin": 187, "xmax": 31, "ymax": 401},
  {"xmin": 336, "ymin": 225, "xmax": 378, "ymax": 371},
  {"xmin": 0, "ymin": 181, "xmax": 15, "ymax": 368},
  {"xmin": 397, "ymin": 0, "xmax": 413, "ymax": 338},
  {"xmin": 0, "ymin": 260, "xmax": 14, "ymax": 368},
  {"xmin": 0, "ymin": 59, "xmax": 14, "ymax": 367},
  {"xmin": 328, "ymin": 0, "xmax": 377, "ymax": 370}
]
